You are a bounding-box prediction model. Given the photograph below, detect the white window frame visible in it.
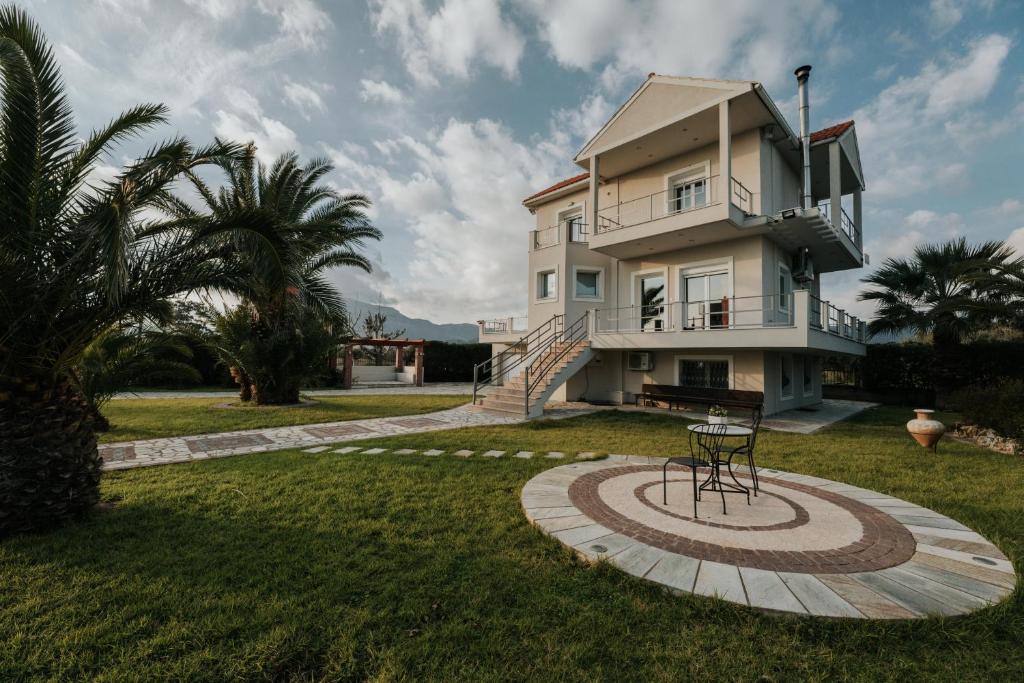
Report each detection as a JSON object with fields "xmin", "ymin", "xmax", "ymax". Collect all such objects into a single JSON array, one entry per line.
[
  {"xmin": 571, "ymin": 265, "xmax": 604, "ymax": 302},
  {"xmin": 664, "ymin": 161, "xmax": 711, "ymax": 214},
  {"xmin": 674, "ymin": 354, "xmax": 734, "ymax": 390},
  {"xmin": 558, "ymin": 204, "xmax": 586, "ymax": 243},
  {"xmin": 778, "ymin": 263, "xmax": 792, "ymax": 314},
  {"xmin": 534, "ymin": 265, "xmax": 559, "ymax": 303},
  {"xmin": 802, "ymin": 355, "xmax": 816, "ymax": 397},
  {"xmin": 677, "ymin": 257, "xmax": 734, "ymax": 330},
  {"xmin": 779, "ymin": 353, "xmax": 795, "ymax": 401},
  {"xmin": 630, "ymin": 267, "xmax": 669, "ymax": 332}
]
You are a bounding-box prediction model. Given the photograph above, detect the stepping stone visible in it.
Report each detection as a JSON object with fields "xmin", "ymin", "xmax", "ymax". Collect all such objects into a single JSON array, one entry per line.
[
  {"xmin": 423, "ymin": 449, "xmax": 444, "ymax": 456},
  {"xmin": 513, "ymin": 451, "xmax": 534, "ymax": 459},
  {"xmin": 362, "ymin": 448, "xmax": 388, "ymax": 455},
  {"xmin": 302, "ymin": 446, "xmax": 330, "ymax": 453},
  {"xmin": 393, "ymin": 449, "xmax": 418, "ymax": 455},
  {"xmin": 454, "ymin": 449, "xmax": 474, "ymax": 458},
  {"xmin": 545, "ymin": 451, "xmax": 565, "ymax": 459},
  {"xmin": 482, "ymin": 450, "xmax": 505, "ymax": 458},
  {"xmin": 576, "ymin": 451, "xmax": 597, "ymax": 459},
  {"xmin": 332, "ymin": 446, "xmax": 361, "ymax": 454}
]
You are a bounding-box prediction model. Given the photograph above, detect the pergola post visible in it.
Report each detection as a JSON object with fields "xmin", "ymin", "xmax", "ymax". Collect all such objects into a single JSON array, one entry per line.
[
  {"xmin": 394, "ymin": 344, "xmax": 405, "ymax": 371},
  {"xmin": 414, "ymin": 346, "xmax": 424, "ymax": 387},
  {"xmin": 342, "ymin": 344, "xmax": 353, "ymax": 390}
]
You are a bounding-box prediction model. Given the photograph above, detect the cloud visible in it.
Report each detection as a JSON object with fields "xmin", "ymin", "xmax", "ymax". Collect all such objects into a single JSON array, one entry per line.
[
  {"xmin": 852, "ymin": 34, "xmax": 1014, "ymax": 199},
  {"xmin": 523, "ymin": 0, "xmax": 838, "ymax": 94},
  {"xmin": 283, "ymin": 79, "xmax": 331, "ymax": 120},
  {"xmin": 213, "ymin": 89, "xmax": 300, "ymax": 164},
  {"xmin": 369, "ymin": 0, "xmax": 524, "ymax": 87},
  {"xmin": 925, "ymin": 0, "xmax": 995, "ymax": 35},
  {"xmin": 1007, "ymin": 227, "xmax": 1024, "ymax": 257},
  {"xmin": 359, "ymin": 79, "xmax": 406, "ymax": 105}
]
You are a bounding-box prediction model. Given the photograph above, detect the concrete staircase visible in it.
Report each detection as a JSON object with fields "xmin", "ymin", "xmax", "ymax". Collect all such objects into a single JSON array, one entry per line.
[{"xmin": 476, "ymin": 340, "xmax": 593, "ymax": 418}]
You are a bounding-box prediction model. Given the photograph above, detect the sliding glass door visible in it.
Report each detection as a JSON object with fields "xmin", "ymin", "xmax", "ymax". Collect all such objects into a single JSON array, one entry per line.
[{"xmin": 683, "ymin": 270, "xmax": 729, "ymax": 329}]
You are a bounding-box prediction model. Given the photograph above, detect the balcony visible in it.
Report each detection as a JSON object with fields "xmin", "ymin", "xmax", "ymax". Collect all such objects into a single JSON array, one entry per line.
[
  {"xmin": 478, "ymin": 316, "xmax": 529, "ymax": 344},
  {"xmin": 588, "ymin": 176, "xmax": 756, "ymax": 259},
  {"xmin": 588, "ymin": 290, "xmax": 865, "ymax": 355},
  {"xmin": 530, "ymin": 219, "xmax": 589, "ymax": 251}
]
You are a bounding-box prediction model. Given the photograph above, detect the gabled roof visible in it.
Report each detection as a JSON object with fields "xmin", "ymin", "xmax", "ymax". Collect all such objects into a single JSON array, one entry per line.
[
  {"xmin": 522, "ymin": 172, "xmax": 589, "ymax": 204},
  {"xmin": 810, "ymin": 120, "xmax": 854, "ymax": 144}
]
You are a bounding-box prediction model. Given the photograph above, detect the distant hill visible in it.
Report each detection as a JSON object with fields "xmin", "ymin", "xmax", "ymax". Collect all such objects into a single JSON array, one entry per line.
[{"xmin": 345, "ymin": 299, "xmax": 478, "ymax": 343}]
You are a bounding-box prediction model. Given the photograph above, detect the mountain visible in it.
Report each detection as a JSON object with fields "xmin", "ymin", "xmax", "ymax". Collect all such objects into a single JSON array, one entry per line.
[{"xmin": 345, "ymin": 299, "xmax": 479, "ymax": 343}]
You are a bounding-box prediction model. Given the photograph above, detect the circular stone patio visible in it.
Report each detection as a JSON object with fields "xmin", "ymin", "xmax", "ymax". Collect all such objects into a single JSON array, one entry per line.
[{"xmin": 522, "ymin": 456, "xmax": 1016, "ymax": 618}]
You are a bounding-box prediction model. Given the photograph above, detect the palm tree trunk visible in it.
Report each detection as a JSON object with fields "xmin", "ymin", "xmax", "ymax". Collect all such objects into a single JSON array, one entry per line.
[{"xmin": 0, "ymin": 377, "xmax": 102, "ymax": 536}]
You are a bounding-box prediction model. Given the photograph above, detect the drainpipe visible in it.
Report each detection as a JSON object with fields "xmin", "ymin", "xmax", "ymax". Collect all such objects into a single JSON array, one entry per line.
[{"xmin": 795, "ymin": 65, "xmax": 812, "ymax": 210}]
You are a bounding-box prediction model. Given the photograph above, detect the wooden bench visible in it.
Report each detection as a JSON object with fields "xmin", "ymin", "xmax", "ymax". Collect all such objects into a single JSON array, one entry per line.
[{"xmin": 635, "ymin": 384, "xmax": 764, "ymax": 416}]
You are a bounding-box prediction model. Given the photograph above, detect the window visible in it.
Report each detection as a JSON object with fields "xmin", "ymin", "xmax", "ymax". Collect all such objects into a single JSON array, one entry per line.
[
  {"xmin": 536, "ymin": 269, "xmax": 557, "ymax": 301},
  {"xmin": 559, "ymin": 207, "xmax": 586, "ymax": 243},
  {"xmin": 678, "ymin": 357, "xmax": 731, "ymax": 389},
  {"xmin": 803, "ymin": 355, "xmax": 815, "ymax": 396},
  {"xmin": 778, "ymin": 263, "xmax": 792, "ymax": 314},
  {"xmin": 666, "ymin": 163, "xmax": 710, "ymax": 214},
  {"xmin": 636, "ymin": 272, "xmax": 666, "ymax": 331},
  {"xmin": 573, "ymin": 267, "xmax": 603, "ymax": 301},
  {"xmin": 780, "ymin": 354, "xmax": 794, "ymax": 400},
  {"xmin": 682, "ymin": 268, "xmax": 730, "ymax": 329}
]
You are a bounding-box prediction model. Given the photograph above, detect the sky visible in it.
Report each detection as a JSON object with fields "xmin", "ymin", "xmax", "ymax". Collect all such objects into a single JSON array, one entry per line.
[{"xmin": 26, "ymin": 0, "xmax": 1024, "ymax": 323}]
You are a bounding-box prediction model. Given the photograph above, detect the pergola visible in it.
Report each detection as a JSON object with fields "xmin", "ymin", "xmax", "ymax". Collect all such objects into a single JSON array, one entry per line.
[{"xmin": 341, "ymin": 338, "xmax": 425, "ymax": 388}]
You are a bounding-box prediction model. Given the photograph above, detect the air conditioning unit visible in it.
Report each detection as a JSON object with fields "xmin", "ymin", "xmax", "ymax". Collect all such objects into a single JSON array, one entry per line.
[
  {"xmin": 792, "ymin": 248, "xmax": 815, "ymax": 284},
  {"xmin": 627, "ymin": 351, "xmax": 654, "ymax": 372}
]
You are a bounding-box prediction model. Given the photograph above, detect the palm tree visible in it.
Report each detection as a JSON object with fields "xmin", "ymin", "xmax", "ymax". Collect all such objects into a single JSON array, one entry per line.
[
  {"xmin": 0, "ymin": 6, "xmax": 266, "ymax": 534},
  {"xmin": 163, "ymin": 146, "xmax": 382, "ymax": 404},
  {"xmin": 858, "ymin": 237, "xmax": 1022, "ymax": 405}
]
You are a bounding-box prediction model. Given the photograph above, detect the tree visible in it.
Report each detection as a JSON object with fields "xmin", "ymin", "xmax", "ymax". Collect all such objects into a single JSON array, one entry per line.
[
  {"xmin": 858, "ymin": 237, "xmax": 1022, "ymax": 406},
  {"xmin": 163, "ymin": 146, "xmax": 382, "ymax": 404},
  {"xmin": 0, "ymin": 6, "xmax": 266, "ymax": 535},
  {"xmin": 351, "ymin": 304, "xmax": 406, "ymax": 365}
]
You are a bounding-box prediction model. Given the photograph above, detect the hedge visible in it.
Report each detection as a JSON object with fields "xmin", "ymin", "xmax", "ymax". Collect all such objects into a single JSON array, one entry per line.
[{"xmin": 422, "ymin": 341, "xmax": 493, "ymax": 382}]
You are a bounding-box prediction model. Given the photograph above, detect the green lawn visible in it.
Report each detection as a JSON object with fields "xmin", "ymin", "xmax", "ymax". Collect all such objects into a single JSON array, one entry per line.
[
  {"xmin": 1, "ymin": 407, "xmax": 1021, "ymax": 681},
  {"xmin": 98, "ymin": 394, "xmax": 472, "ymax": 443}
]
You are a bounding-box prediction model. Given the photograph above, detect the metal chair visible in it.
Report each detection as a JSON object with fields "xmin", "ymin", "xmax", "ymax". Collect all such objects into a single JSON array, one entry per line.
[
  {"xmin": 663, "ymin": 423, "xmax": 727, "ymax": 518},
  {"xmin": 710, "ymin": 406, "xmax": 762, "ymax": 496}
]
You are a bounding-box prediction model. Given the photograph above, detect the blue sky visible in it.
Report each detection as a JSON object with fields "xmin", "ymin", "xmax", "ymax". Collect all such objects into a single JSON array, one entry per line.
[{"xmin": 27, "ymin": 0, "xmax": 1024, "ymax": 322}]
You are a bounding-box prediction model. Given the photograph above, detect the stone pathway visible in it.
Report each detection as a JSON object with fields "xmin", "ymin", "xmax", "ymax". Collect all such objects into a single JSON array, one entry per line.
[
  {"xmin": 522, "ymin": 459, "xmax": 1016, "ymax": 618},
  {"xmin": 112, "ymin": 383, "xmax": 476, "ymax": 400}
]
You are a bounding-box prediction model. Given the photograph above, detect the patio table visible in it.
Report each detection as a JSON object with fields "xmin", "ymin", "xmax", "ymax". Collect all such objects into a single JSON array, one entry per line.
[{"xmin": 686, "ymin": 423, "xmax": 753, "ymax": 514}]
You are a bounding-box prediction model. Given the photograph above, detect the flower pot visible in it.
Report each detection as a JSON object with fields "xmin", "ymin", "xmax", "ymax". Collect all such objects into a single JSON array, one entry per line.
[
  {"xmin": 907, "ymin": 409, "xmax": 945, "ymax": 451},
  {"xmin": 708, "ymin": 415, "xmax": 727, "ymax": 425}
]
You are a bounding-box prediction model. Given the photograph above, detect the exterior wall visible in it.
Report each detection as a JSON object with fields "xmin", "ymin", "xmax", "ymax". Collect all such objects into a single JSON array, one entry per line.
[
  {"xmin": 594, "ymin": 82, "xmax": 729, "ymax": 152},
  {"xmin": 759, "ymin": 131, "xmax": 802, "ymax": 217},
  {"xmin": 762, "ymin": 351, "xmax": 823, "ymax": 415}
]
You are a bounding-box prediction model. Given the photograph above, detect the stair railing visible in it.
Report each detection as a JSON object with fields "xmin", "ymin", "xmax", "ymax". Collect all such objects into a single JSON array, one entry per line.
[
  {"xmin": 523, "ymin": 311, "xmax": 590, "ymax": 415},
  {"xmin": 472, "ymin": 314, "xmax": 563, "ymax": 405}
]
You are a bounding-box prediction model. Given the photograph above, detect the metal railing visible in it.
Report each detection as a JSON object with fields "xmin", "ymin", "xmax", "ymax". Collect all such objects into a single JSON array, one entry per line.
[
  {"xmin": 817, "ymin": 201, "xmax": 859, "ymax": 244},
  {"xmin": 523, "ymin": 311, "xmax": 589, "ymax": 415},
  {"xmin": 472, "ymin": 314, "xmax": 563, "ymax": 404},
  {"xmin": 594, "ymin": 176, "xmax": 758, "ymax": 234},
  {"xmin": 809, "ymin": 295, "xmax": 866, "ymax": 342},
  {"xmin": 731, "ymin": 177, "xmax": 754, "ymax": 215},
  {"xmin": 592, "ymin": 294, "xmax": 795, "ymax": 334},
  {"xmin": 479, "ymin": 316, "xmax": 529, "ymax": 336},
  {"xmin": 531, "ymin": 225, "xmax": 559, "ymax": 250}
]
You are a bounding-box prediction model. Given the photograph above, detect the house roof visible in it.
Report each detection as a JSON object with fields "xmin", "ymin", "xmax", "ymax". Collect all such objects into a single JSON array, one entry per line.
[
  {"xmin": 522, "ymin": 172, "xmax": 589, "ymax": 203},
  {"xmin": 810, "ymin": 120, "xmax": 854, "ymax": 143}
]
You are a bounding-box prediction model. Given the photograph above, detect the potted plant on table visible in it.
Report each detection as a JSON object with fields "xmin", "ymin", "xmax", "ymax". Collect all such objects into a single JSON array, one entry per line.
[{"xmin": 708, "ymin": 405, "xmax": 728, "ymax": 425}]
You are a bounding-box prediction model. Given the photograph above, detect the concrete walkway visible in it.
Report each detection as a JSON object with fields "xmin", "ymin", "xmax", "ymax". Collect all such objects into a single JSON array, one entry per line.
[
  {"xmin": 112, "ymin": 382, "xmax": 475, "ymax": 400},
  {"xmin": 615, "ymin": 398, "xmax": 878, "ymax": 434}
]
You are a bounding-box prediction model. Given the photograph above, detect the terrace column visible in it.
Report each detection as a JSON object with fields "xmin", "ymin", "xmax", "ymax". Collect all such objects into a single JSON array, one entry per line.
[
  {"xmin": 589, "ymin": 155, "xmax": 600, "ymax": 235},
  {"xmin": 719, "ymin": 100, "xmax": 730, "ymax": 205},
  {"xmin": 394, "ymin": 345, "xmax": 405, "ymax": 371},
  {"xmin": 829, "ymin": 141, "xmax": 842, "ymax": 230},
  {"xmin": 414, "ymin": 346, "xmax": 424, "ymax": 387},
  {"xmin": 853, "ymin": 187, "xmax": 863, "ymax": 251},
  {"xmin": 342, "ymin": 345, "xmax": 353, "ymax": 390}
]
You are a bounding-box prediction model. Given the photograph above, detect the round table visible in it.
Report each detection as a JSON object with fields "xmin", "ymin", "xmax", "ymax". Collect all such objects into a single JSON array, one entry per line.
[
  {"xmin": 685, "ymin": 423, "xmax": 755, "ymax": 514},
  {"xmin": 686, "ymin": 423, "xmax": 753, "ymax": 437}
]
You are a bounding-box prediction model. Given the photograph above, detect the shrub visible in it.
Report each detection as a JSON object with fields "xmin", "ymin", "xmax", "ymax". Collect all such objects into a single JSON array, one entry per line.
[{"xmin": 950, "ymin": 379, "xmax": 1024, "ymax": 441}]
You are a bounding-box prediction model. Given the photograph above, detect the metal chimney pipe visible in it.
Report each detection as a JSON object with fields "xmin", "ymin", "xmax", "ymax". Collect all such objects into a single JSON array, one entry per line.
[{"xmin": 795, "ymin": 65, "xmax": 812, "ymax": 210}]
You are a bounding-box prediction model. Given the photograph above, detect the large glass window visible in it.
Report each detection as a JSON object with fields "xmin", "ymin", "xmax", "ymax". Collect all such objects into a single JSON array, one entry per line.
[
  {"xmin": 637, "ymin": 273, "xmax": 665, "ymax": 331},
  {"xmin": 565, "ymin": 213, "xmax": 586, "ymax": 242},
  {"xmin": 780, "ymin": 354, "xmax": 794, "ymax": 399},
  {"xmin": 574, "ymin": 269, "xmax": 600, "ymax": 299},
  {"xmin": 537, "ymin": 270, "xmax": 557, "ymax": 301},
  {"xmin": 678, "ymin": 358, "xmax": 730, "ymax": 389},
  {"xmin": 778, "ymin": 264, "xmax": 792, "ymax": 314},
  {"xmin": 671, "ymin": 177, "xmax": 707, "ymax": 212},
  {"xmin": 683, "ymin": 270, "xmax": 729, "ymax": 329}
]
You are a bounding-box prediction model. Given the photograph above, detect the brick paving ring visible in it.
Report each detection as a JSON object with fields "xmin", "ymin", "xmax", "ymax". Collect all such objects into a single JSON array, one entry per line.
[{"xmin": 522, "ymin": 458, "xmax": 1017, "ymax": 618}]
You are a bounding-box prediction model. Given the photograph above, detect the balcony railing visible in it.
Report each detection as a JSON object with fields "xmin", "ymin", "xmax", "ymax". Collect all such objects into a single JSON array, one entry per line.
[
  {"xmin": 531, "ymin": 225, "xmax": 559, "ymax": 250},
  {"xmin": 530, "ymin": 220, "xmax": 589, "ymax": 250},
  {"xmin": 595, "ymin": 176, "xmax": 758, "ymax": 234},
  {"xmin": 479, "ymin": 316, "xmax": 529, "ymax": 336},
  {"xmin": 817, "ymin": 201, "xmax": 859, "ymax": 244},
  {"xmin": 809, "ymin": 295, "xmax": 866, "ymax": 342},
  {"xmin": 593, "ymin": 294, "xmax": 794, "ymax": 334}
]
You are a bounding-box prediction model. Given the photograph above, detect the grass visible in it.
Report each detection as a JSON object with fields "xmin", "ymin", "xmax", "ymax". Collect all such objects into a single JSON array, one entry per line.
[
  {"xmin": 98, "ymin": 394, "xmax": 472, "ymax": 443},
  {"xmin": 1, "ymin": 406, "xmax": 1022, "ymax": 681}
]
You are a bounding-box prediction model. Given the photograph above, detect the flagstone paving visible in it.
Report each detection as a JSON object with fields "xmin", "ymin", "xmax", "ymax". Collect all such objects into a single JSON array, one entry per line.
[{"xmin": 522, "ymin": 459, "xmax": 1016, "ymax": 618}]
